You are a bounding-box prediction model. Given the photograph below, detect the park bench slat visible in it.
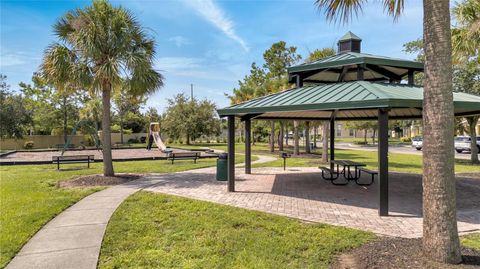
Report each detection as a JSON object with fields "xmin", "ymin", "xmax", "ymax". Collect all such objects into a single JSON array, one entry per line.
[
  {"xmin": 52, "ymin": 155, "xmax": 95, "ymax": 169},
  {"xmin": 167, "ymin": 152, "xmax": 201, "ymax": 164}
]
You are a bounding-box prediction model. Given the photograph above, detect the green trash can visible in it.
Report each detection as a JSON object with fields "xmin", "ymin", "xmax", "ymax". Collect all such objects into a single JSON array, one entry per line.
[{"xmin": 216, "ymin": 153, "xmax": 228, "ymax": 181}]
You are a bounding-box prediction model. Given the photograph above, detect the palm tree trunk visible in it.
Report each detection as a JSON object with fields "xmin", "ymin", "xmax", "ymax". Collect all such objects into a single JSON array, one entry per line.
[
  {"xmin": 269, "ymin": 121, "xmax": 275, "ymax": 152},
  {"xmin": 102, "ymin": 84, "xmax": 114, "ymax": 176},
  {"xmin": 305, "ymin": 121, "xmax": 311, "ymax": 153},
  {"xmin": 279, "ymin": 121, "xmax": 284, "ymax": 151},
  {"xmin": 322, "ymin": 121, "xmax": 329, "ymax": 163},
  {"xmin": 120, "ymin": 115, "xmax": 124, "ymax": 144},
  {"xmin": 467, "ymin": 116, "xmax": 479, "ymax": 164},
  {"xmin": 63, "ymin": 95, "xmax": 68, "ymax": 145},
  {"xmin": 293, "ymin": 120, "xmax": 299, "ymax": 155},
  {"xmin": 422, "ymin": 0, "xmax": 461, "ymax": 263}
]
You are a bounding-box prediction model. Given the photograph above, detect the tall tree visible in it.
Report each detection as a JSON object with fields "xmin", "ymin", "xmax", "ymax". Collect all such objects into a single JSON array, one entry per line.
[
  {"xmin": 162, "ymin": 94, "xmax": 220, "ymax": 144},
  {"xmin": 306, "ymin": 48, "xmax": 335, "ymax": 63},
  {"xmin": 263, "ymin": 41, "xmax": 302, "ymax": 79},
  {"xmin": 42, "ymin": 0, "xmax": 164, "ymax": 176},
  {"xmin": 0, "ymin": 75, "xmax": 32, "ymax": 138},
  {"xmin": 314, "ymin": 0, "xmax": 461, "ymax": 263}
]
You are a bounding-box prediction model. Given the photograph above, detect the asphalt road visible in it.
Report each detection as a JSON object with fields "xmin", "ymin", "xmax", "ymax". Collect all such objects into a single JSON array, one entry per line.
[{"xmin": 334, "ymin": 142, "xmax": 474, "ymax": 160}]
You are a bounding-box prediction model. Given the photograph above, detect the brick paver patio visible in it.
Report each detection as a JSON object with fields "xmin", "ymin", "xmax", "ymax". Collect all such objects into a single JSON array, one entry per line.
[{"xmin": 144, "ymin": 167, "xmax": 480, "ymax": 238}]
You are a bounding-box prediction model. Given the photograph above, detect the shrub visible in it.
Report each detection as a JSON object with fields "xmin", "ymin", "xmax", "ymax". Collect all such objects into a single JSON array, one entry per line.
[
  {"xmin": 111, "ymin": 124, "xmax": 121, "ymax": 133},
  {"xmin": 167, "ymin": 138, "xmax": 174, "ymax": 144},
  {"xmin": 352, "ymin": 140, "xmax": 368, "ymax": 145},
  {"xmin": 216, "ymin": 136, "xmax": 221, "ymax": 143},
  {"xmin": 400, "ymin": 137, "xmax": 412, "ymax": 143},
  {"xmin": 24, "ymin": 141, "xmax": 34, "ymax": 149},
  {"xmin": 128, "ymin": 137, "xmax": 140, "ymax": 143},
  {"xmin": 140, "ymin": 136, "xmax": 146, "ymax": 143},
  {"xmin": 179, "ymin": 140, "xmax": 184, "ymax": 144},
  {"xmin": 124, "ymin": 129, "xmax": 133, "ymax": 135},
  {"xmin": 222, "ymin": 137, "xmax": 227, "ymax": 143},
  {"xmin": 84, "ymin": 135, "xmax": 95, "ymax": 146}
]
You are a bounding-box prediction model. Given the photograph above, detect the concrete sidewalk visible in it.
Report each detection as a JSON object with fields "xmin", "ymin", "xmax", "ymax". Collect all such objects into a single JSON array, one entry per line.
[{"xmin": 6, "ymin": 180, "xmax": 153, "ymax": 269}]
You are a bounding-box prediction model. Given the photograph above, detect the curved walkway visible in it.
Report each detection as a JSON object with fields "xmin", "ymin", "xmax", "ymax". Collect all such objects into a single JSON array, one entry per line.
[{"xmin": 6, "ymin": 154, "xmax": 276, "ymax": 269}]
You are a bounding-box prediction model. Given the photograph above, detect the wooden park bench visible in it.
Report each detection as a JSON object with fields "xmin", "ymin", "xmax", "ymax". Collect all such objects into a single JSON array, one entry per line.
[
  {"xmin": 167, "ymin": 152, "xmax": 201, "ymax": 164},
  {"xmin": 52, "ymin": 155, "xmax": 95, "ymax": 170},
  {"xmin": 357, "ymin": 167, "xmax": 378, "ymax": 186}
]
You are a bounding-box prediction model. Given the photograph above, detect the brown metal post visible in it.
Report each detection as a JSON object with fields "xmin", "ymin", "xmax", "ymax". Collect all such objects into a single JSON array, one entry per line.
[
  {"xmin": 408, "ymin": 70, "xmax": 415, "ymax": 85},
  {"xmin": 357, "ymin": 64, "xmax": 364, "ymax": 81},
  {"xmin": 227, "ymin": 115, "xmax": 235, "ymax": 192},
  {"xmin": 378, "ymin": 108, "xmax": 389, "ymax": 216},
  {"xmin": 245, "ymin": 118, "xmax": 251, "ymax": 174},
  {"xmin": 330, "ymin": 117, "xmax": 335, "ymax": 170}
]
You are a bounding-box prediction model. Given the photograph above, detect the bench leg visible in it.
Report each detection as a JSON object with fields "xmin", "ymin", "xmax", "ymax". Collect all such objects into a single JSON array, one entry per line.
[
  {"xmin": 194, "ymin": 158, "xmax": 197, "ymax": 164},
  {"xmin": 57, "ymin": 161, "xmax": 60, "ymax": 170},
  {"xmin": 355, "ymin": 171, "xmax": 376, "ymax": 186},
  {"xmin": 88, "ymin": 157, "xmax": 90, "ymax": 168}
]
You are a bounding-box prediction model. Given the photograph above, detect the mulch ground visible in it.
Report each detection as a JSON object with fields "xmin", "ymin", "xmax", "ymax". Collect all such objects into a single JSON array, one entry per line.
[
  {"xmin": 58, "ymin": 174, "xmax": 142, "ymax": 188},
  {"xmin": 331, "ymin": 237, "xmax": 480, "ymax": 269}
]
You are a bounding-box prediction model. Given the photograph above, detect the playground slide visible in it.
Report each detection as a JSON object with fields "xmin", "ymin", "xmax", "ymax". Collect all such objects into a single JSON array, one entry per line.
[{"xmin": 152, "ymin": 132, "xmax": 169, "ymax": 152}]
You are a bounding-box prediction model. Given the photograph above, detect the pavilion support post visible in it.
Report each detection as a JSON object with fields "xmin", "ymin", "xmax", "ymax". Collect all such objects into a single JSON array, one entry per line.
[
  {"xmin": 330, "ymin": 117, "xmax": 335, "ymax": 170},
  {"xmin": 378, "ymin": 108, "xmax": 389, "ymax": 216},
  {"xmin": 357, "ymin": 64, "xmax": 364, "ymax": 81},
  {"xmin": 408, "ymin": 70, "xmax": 415, "ymax": 85},
  {"xmin": 227, "ymin": 115, "xmax": 235, "ymax": 192},
  {"xmin": 296, "ymin": 74, "xmax": 303, "ymax": 88},
  {"xmin": 245, "ymin": 118, "xmax": 251, "ymax": 174}
]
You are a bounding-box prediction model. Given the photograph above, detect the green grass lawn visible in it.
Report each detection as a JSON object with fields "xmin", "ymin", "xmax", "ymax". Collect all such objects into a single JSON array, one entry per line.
[
  {"xmin": 98, "ymin": 192, "xmax": 374, "ymax": 269},
  {"xmin": 0, "ymin": 156, "xmax": 248, "ymax": 268},
  {"xmin": 253, "ymin": 148, "xmax": 480, "ymax": 174},
  {"xmin": 462, "ymin": 233, "xmax": 480, "ymax": 251},
  {"xmin": 168, "ymin": 142, "xmax": 480, "ymax": 174}
]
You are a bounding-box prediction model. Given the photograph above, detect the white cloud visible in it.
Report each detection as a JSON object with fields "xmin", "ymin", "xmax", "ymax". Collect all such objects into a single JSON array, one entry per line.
[
  {"xmin": 168, "ymin": 36, "xmax": 191, "ymax": 47},
  {"xmin": 0, "ymin": 52, "xmax": 27, "ymax": 67},
  {"xmin": 180, "ymin": 0, "xmax": 249, "ymax": 52},
  {"xmin": 155, "ymin": 57, "xmax": 203, "ymax": 70}
]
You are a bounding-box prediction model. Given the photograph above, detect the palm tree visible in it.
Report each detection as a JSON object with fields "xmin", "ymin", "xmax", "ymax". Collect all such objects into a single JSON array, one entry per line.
[
  {"xmin": 452, "ymin": 0, "xmax": 480, "ymax": 164},
  {"xmin": 41, "ymin": 0, "xmax": 163, "ymax": 176},
  {"xmin": 314, "ymin": 0, "xmax": 461, "ymax": 264}
]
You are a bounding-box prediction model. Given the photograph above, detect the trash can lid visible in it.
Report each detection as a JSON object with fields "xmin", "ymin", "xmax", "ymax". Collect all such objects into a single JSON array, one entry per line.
[{"xmin": 218, "ymin": 153, "xmax": 228, "ymax": 159}]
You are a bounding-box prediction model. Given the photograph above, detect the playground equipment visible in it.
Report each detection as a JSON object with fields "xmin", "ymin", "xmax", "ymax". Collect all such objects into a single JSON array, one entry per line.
[
  {"xmin": 147, "ymin": 122, "xmax": 172, "ymax": 153},
  {"xmin": 61, "ymin": 120, "xmax": 102, "ymax": 156}
]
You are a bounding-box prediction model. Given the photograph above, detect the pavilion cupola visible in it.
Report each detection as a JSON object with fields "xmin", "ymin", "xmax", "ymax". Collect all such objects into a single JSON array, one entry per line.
[
  {"xmin": 287, "ymin": 31, "xmax": 424, "ymax": 86},
  {"xmin": 337, "ymin": 31, "xmax": 362, "ymax": 54}
]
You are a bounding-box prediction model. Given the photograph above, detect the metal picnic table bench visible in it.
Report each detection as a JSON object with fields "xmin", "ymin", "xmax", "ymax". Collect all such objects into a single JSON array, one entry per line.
[
  {"xmin": 319, "ymin": 160, "xmax": 377, "ymax": 186},
  {"xmin": 52, "ymin": 155, "xmax": 95, "ymax": 170}
]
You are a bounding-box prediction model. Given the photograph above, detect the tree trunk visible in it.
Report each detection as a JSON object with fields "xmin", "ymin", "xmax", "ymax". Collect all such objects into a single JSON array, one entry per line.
[
  {"xmin": 372, "ymin": 129, "xmax": 376, "ymax": 144},
  {"xmin": 101, "ymin": 84, "xmax": 115, "ymax": 176},
  {"xmin": 422, "ymin": 0, "xmax": 461, "ymax": 263},
  {"xmin": 269, "ymin": 121, "xmax": 275, "ymax": 152},
  {"xmin": 279, "ymin": 121, "xmax": 284, "ymax": 151},
  {"xmin": 364, "ymin": 130, "xmax": 367, "ymax": 144},
  {"xmin": 294, "ymin": 120, "xmax": 299, "ymax": 155},
  {"xmin": 313, "ymin": 124, "xmax": 317, "ymax": 149},
  {"xmin": 63, "ymin": 96, "xmax": 68, "ymax": 145},
  {"xmin": 322, "ymin": 121, "xmax": 329, "ymax": 163},
  {"xmin": 305, "ymin": 121, "xmax": 311, "ymax": 154},
  {"xmin": 186, "ymin": 133, "xmax": 190, "ymax": 145},
  {"xmin": 467, "ymin": 116, "xmax": 479, "ymax": 164},
  {"xmin": 120, "ymin": 115, "xmax": 124, "ymax": 144}
]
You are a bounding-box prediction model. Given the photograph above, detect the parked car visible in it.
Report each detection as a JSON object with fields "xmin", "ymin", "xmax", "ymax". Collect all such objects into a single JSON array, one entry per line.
[
  {"xmin": 411, "ymin": 136, "xmax": 423, "ymax": 150},
  {"xmin": 454, "ymin": 136, "xmax": 480, "ymax": 153}
]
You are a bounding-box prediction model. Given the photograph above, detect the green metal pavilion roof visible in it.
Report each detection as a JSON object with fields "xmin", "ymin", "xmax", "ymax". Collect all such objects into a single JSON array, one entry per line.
[
  {"xmin": 288, "ymin": 52, "xmax": 424, "ymax": 74},
  {"xmin": 217, "ymin": 81, "xmax": 480, "ymax": 120}
]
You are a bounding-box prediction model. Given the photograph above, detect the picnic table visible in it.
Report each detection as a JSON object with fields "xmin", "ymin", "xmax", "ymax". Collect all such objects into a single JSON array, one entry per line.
[{"xmin": 320, "ymin": 160, "xmax": 376, "ymax": 186}]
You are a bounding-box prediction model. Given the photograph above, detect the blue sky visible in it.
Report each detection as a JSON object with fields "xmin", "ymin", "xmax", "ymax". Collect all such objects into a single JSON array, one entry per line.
[{"xmin": 1, "ymin": 0, "xmax": 424, "ymax": 112}]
